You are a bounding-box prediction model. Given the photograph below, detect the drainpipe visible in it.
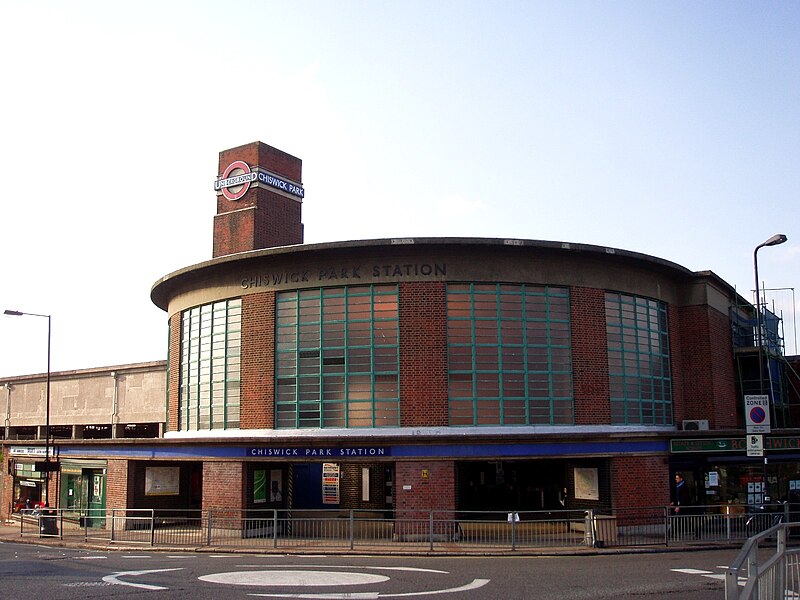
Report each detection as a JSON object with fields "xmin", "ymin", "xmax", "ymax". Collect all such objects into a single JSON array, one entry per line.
[
  {"xmin": 4, "ymin": 383, "xmax": 11, "ymax": 439},
  {"xmin": 110, "ymin": 372, "xmax": 118, "ymax": 439}
]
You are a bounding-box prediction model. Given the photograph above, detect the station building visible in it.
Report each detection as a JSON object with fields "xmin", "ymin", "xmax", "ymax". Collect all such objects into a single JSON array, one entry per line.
[{"xmin": 2, "ymin": 141, "xmax": 800, "ymax": 522}]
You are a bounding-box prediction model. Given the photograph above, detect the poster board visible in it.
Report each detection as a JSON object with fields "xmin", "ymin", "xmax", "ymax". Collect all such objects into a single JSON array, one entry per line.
[
  {"xmin": 145, "ymin": 467, "xmax": 180, "ymax": 496},
  {"xmin": 254, "ymin": 469, "xmax": 267, "ymax": 503},
  {"xmin": 574, "ymin": 467, "xmax": 600, "ymax": 501},
  {"xmin": 322, "ymin": 463, "xmax": 340, "ymax": 505}
]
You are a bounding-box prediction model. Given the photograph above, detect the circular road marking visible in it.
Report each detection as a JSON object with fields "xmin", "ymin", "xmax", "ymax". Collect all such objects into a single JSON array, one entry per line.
[{"xmin": 199, "ymin": 570, "xmax": 389, "ymax": 587}]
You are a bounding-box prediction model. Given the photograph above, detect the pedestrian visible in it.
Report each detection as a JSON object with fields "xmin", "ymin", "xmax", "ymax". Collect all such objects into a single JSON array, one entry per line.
[
  {"xmin": 673, "ymin": 472, "xmax": 692, "ymax": 515},
  {"xmin": 672, "ymin": 472, "xmax": 699, "ymax": 539}
]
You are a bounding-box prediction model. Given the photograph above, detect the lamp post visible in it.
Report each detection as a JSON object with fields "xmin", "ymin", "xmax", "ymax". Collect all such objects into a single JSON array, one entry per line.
[
  {"xmin": 752, "ymin": 234, "xmax": 787, "ymax": 504},
  {"xmin": 753, "ymin": 234, "xmax": 788, "ymax": 396},
  {"xmin": 3, "ymin": 309, "xmax": 51, "ymax": 506}
]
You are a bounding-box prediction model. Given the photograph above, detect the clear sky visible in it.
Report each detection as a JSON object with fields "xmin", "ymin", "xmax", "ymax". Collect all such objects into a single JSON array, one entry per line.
[{"xmin": 1, "ymin": 1, "xmax": 798, "ymax": 377}]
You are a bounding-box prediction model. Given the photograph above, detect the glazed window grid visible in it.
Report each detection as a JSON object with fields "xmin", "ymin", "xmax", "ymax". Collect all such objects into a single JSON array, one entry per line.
[
  {"xmin": 179, "ymin": 299, "xmax": 242, "ymax": 431},
  {"xmin": 447, "ymin": 283, "xmax": 574, "ymax": 426},
  {"xmin": 275, "ymin": 285, "xmax": 400, "ymax": 428},
  {"xmin": 605, "ymin": 292, "xmax": 672, "ymax": 425}
]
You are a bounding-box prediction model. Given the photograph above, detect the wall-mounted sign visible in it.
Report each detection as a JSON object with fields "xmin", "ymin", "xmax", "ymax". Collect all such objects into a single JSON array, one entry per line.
[
  {"xmin": 745, "ymin": 395, "xmax": 771, "ymax": 433},
  {"xmin": 215, "ymin": 160, "xmax": 257, "ymax": 201},
  {"xmin": 747, "ymin": 434, "xmax": 764, "ymax": 457},
  {"xmin": 322, "ymin": 463, "xmax": 340, "ymax": 505},
  {"xmin": 574, "ymin": 467, "xmax": 600, "ymax": 500},
  {"xmin": 9, "ymin": 447, "xmax": 47, "ymax": 456},
  {"xmin": 671, "ymin": 436, "xmax": 800, "ymax": 453},
  {"xmin": 145, "ymin": 467, "xmax": 180, "ymax": 496},
  {"xmin": 247, "ymin": 446, "xmax": 389, "ymax": 458},
  {"xmin": 215, "ymin": 161, "xmax": 304, "ymax": 201}
]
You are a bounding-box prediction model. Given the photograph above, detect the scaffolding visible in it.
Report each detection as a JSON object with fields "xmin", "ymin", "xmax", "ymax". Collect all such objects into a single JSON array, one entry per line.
[{"xmin": 732, "ymin": 302, "xmax": 800, "ymax": 429}]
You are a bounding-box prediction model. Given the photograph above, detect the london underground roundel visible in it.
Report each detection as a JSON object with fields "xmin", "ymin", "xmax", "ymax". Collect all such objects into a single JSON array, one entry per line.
[{"xmin": 215, "ymin": 160, "xmax": 257, "ymax": 201}]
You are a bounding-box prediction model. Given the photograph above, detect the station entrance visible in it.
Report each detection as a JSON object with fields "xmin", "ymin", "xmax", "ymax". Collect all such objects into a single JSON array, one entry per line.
[{"xmin": 456, "ymin": 460, "xmax": 571, "ymax": 512}]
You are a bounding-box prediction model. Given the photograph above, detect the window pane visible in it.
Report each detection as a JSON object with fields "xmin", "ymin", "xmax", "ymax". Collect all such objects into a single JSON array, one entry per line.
[
  {"xmin": 275, "ymin": 285, "xmax": 399, "ymax": 429},
  {"xmin": 179, "ymin": 298, "xmax": 241, "ymax": 432},
  {"xmin": 447, "ymin": 284, "xmax": 573, "ymax": 426},
  {"xmin": 605, "ymin": 292, "xmax": 672, "ymax": 425}
]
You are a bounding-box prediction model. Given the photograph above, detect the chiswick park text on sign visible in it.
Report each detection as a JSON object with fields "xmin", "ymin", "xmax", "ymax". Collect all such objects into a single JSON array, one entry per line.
[{"xmin": 247, "ymin": 446, "xmax": 390, "ymax": 458}]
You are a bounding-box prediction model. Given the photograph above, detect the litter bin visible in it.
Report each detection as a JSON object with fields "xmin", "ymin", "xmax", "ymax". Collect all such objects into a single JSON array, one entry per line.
[
  {"xmin": 39, "ymin": 509, "xmax": 58, "ymax": 537},
  {"xmin": 592, "ymin": 515, "xmax": 617, "ymax": 546},
  {"xmin": 585, "ymin": 512, "xmax": 617, "ymax": 547}
]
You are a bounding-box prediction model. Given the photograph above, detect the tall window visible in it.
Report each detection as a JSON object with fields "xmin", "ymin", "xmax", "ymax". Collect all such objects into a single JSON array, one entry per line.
[
  {"xmin": 179, "ymin": 299, "xmax": 241, "ymax": 430},
  {"xmin": 605, "ymin": 292, "xmax": 672, "ymax": 425},
  {"xmin": 275, "ymin": 285, "xmax": 399, "ymax": 428},
  {"xmin": 447, "ymin": 283, "xmax": 573, "ymax": 426}
]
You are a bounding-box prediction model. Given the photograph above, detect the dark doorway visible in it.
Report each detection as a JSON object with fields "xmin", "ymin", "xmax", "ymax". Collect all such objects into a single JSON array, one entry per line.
[{"xmin": 457, "ymin": 460, "xmax": 568, "ymax": 512}]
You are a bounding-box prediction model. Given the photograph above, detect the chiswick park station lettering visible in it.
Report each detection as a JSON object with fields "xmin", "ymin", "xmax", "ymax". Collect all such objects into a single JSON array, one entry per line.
[
  {"xmin": 248, "ymin": 446, "xmax": 389, "ymax": 457},
  {"xmin": 241, "ymin": 263, "xmax": 447, "ymax": 290}
]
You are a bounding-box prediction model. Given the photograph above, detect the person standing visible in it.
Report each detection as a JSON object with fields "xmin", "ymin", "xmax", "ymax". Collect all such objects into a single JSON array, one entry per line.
[
  {"xmin": 672, "ymin": 472, "xmax": 699, "ymax": 539},
  {"xmin": 673, "ymin": 472, "xmax": 692, "ymax": 514}
]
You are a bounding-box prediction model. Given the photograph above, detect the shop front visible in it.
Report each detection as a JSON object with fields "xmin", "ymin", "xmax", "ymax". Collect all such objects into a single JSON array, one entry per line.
[
  {"xmin": 7, "ymin": 446, "xmax": 48, "ymax": 512},
  {"xmin": 59, "ymin": 460, "xmax": 107, "ymax": 527},
  {"xmin": 670, "ymin": 435, "xmax": 800, "ymax": 514}
]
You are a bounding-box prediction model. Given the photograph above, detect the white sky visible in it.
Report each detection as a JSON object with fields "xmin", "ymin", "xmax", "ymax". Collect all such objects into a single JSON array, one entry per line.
[{"xmin": 1, "ymin": 1, "xmax": 799, "ymax": 378}]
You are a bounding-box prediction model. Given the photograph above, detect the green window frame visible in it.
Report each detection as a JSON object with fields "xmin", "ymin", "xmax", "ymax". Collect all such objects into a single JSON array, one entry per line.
[
  {"xmin": 275, "ymin": 285, "xmax": 399, "ymax": 428},
  {"xmin": 605, "ymin": 292, "xmax": 672, "ymax": 425},
  {"xmin": 179, "ymin": 299, "xmax": 241, "ymax": 431},
  {"xmin": 447, "ymin": 283, "xmax": 574, "ymax": 426}
]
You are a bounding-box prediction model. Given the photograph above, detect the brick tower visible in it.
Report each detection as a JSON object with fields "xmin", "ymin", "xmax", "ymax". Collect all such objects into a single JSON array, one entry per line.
[{"xmin": 213, "ymin": 141, "xmax": 304, "ymax": 257}]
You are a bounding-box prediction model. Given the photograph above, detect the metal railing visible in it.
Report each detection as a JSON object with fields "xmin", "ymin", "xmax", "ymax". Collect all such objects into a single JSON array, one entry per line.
[
  {"xmin": 12, "ymin": 504, "xmax": 795, "ymax": 553},
  {"xmin": 725, "ymin": 522, "xmax": 800, "ymax": 600}
]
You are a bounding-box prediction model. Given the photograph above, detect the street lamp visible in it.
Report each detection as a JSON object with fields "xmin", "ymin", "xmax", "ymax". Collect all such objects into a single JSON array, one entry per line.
[
  {"xmin": 753, "ymin": 234, "xmax": 788, "ymax": 396},
  {"xmin": 752, "ymin": 234, "xmax": 787, "ymax": 504},
  {"xmin": 3, "ymin": 309, "xmax": 51, "ymax": 506}
]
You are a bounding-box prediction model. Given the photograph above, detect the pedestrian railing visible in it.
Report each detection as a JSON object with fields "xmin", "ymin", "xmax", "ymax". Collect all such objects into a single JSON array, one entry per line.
[
  {"xmin": 725, "ymin": 522, "xmax": 800, "ymax": 600},
  {"xmin": 12, "ymin": 504, "xmax": 797, "ymax": 552}
]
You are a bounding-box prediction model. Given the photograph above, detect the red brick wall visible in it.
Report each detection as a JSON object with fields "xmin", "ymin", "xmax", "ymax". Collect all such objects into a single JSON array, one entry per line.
[
  {"xmin": 571, "ymin": 287, "xmax": 611, "ymax": 425},
  {"xmin": 203, "ymin": 461, "xmax": 245, "ymax": 512},
  {"xmin": 610, "ymin": 455, "xmax": 670, "ymax": 510},
  {"xmin": 106, "ymin": 459, "xmax": 129, "ymax": 512},
  {"xmin": 0, "ymin": 456, "xmax": 12, "ymax": 520},
  {"xmin": 213, "ymin": 208, "xmax": 256, "ymax": 257},
  {"xmin": 213, "ymin": 141, "xmax": 303, "ymax": 257},
  {"xmin": 167, "ymin": 312, "xmax": 181, "ymax": 432},
  {"xmin": 399, "ymin": 282, "xmax": 448, "ymax": 427},
  {"xmin": 394, "ymin": 461, "xmax": 455, "ymax": 513},
  {"xmin": 219, "ymin": 142, "xmax": 302, "ymax": 183},
  {"xmin": 241, "ymin": 292, "xmax": 275, "ymax": 429},
  {"xmin": 675, "ymin": 305, "xmax": 738, "ymax": 428}
]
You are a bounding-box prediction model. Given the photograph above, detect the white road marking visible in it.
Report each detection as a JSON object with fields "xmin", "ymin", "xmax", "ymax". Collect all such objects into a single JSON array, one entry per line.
[
  {"xmin": 102, "ymin": 568, "xmax": 183, "ymax": 591},
  {"xmin": 672, "ymin": 567, "xmax": 747, "ymax": 587},
  {"xmin": 234, "ymin": 565, "xmax": 448, "ymax": 574},
  {"xmin": 671, "ymin": 568, "xmax": 712, "ymax": 574},
  {"xmin": 75, "ymin": 556, "xmax": 108, "ymax": 560},
  {"xmin": 248, "ymin": 577, "xmax": 491, "ymax": 599},
  {"xmin": 122, "ymin": 555, "xmax": 152, "ymax": 559},
  {"xmin": 200, "ymin": 570, "xmax": 390, "ymax": 587}
]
